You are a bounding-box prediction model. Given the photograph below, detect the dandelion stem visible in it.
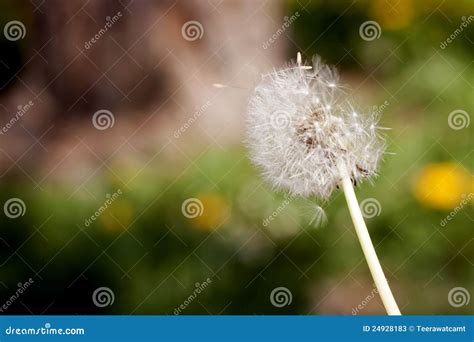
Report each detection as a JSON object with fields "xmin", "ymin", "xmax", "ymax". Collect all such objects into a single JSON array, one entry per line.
[{"xmin": 340, "ymin": 175, "xmax": 401, "ymax": 315}]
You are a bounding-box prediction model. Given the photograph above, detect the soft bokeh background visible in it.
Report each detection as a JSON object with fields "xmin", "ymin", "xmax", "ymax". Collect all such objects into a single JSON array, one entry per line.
[{"xmin": 0, "ymin": 0, "xmax": 472, "ymax": 315}]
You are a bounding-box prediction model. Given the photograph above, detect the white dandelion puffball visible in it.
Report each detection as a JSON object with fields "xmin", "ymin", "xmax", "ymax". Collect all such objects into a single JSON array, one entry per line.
[{"xmin": 246, "ymin": 54, "xmax": 385, "ymax": 199}]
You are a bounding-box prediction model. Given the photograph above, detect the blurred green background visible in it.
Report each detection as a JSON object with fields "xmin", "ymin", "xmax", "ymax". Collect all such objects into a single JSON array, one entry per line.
[{"xmin": 0, "ymin": 0, "xmax": 472, "ymax": 315}]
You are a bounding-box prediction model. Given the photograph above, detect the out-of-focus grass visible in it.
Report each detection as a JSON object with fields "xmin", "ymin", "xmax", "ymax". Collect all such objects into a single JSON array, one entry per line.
[{"xmin": 1, "ymin": 101, "xmax": 472, "ymax": 313}]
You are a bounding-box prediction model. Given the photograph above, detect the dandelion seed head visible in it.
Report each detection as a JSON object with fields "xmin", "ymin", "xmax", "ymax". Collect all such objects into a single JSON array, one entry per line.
[{"xmin": 246, "ymin": 54, "xmax": 385, "ymax": 199}]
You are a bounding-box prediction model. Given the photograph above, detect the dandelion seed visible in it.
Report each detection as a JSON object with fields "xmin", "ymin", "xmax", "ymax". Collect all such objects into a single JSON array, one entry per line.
[{"xmin": 308, "ymin": 204, "xmax": 328, "ymax": 228}]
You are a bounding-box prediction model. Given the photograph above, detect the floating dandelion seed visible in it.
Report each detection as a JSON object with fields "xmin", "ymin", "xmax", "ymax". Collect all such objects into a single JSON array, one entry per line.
[
  {"xmin": 245, "ymin": 53, "xmax": 401, "ymax": 316},
  {"xmin": 307, "ymin": 204, "xmax": 328, "ymax": 228}
]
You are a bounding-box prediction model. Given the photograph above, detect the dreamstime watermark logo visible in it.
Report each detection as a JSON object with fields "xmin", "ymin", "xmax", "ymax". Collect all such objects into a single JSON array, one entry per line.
[
  {"xmin": 173, "ymin": 100, "xmax": 212, "ymax": 138},
  {"xmin": 181, "ymin": 198, "xmax": 204, "ymax": 218},
  {"xmin": 92, "ymin": 287, "xmax": 115, "ymax": 307},
  {"xmin": 270, "ymin": 287, "xmax": 292, "ymax": 307},
  {"xmin": 84, "ymin": 189, "xmax": 122, "ymax": 227},
  {"xmin": 448, "ymin": 109, "xmax": 470, "ymax": 130},
  {"xmin": 0, "ymin": 100, "xmax": 34, "ymax": 135},
  {"xmin": 0, "ymin": 278, "xmax": 34, "ymax": 313},
  {"xmin": 440, "ymin": 193, "xmax": 473, "ymax": 227},
  {"xmin": 270, "ymin": 110, "xmax": 291, "ymax": 129},
  {"xmin": 262, "ymin": 11, "xmax": 300, "ymax": 49},
  {"xmin": 92, "ymin": 109, "xmax": 115, "ymax": 130},
  {"xmin": 4, "ymin": 198, "xmax": 26, "ymax": 218},
  {"xmin": 3, "ymin": 20, "xmax": 26, "ymax": 41},
  {"xmin": 352, "ymin": 286, "xmax": 378, "ymax": 315},
  {"xmin": 84, "ymin": 11, "xmax": 122, "ymax": 50},
  {"xmin": 359, "ymin": 21, "xmax": 381, "ymax": 41},
  {"xmin": 262, "ymin": 193, "xmax": 296, "ymax": 227},
  {"xmin": 360, "ymin": 198, "xmax": 381, "ymax": 218},
  {"xmin": 440, "ymin": 16, "xmax": 474, "ymax": 50},
  {"xmin": 173, "ymin": 278, "xmax": 213, "ymax": 315},
  {"xmin": 448, "ymin": 287, "xmax": 470, "ymax": 308},
  {"xmin": 371, "ymin": 100, "xmax": 390, "ymax": 116},
  {"xmin": 181, "ymin": 21, "xmax": 204, "ymax": 41},
  {"xmin": 4, "ymin": 323, "xmax": 85, "ymax": 336}
]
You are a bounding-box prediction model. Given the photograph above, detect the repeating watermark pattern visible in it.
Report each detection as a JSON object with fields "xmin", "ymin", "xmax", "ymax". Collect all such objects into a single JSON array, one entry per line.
[
  {"xmin": 351, "ymin": 286, "xmax": 378, "ymax": 315},
  {"xmin": 181, "ymin": 198, "xmax": 204, "ymax": 219},
  {"xmin": 448, "ymin": 287, "xmax": 470, "ymax": 308},
  {"xmin": 3, "ymin": 198, "xmax": 26, "ymax": 219},
  {"xmin": 173, "ymin": 278, "xmax": 212, "ymax": 315},
  {"xmin": 173, "ymin": 100, "xmax": 212, "ymax": 139},
  {"xmin": 0, "ymin": 100, "xmax": 34, "ymax": 135},
  {"xmin": 181, "ymin": 20, "xmax": 204, "ymax": 41},
  {"xmin": 448, "ymin": 109, "xmax": 470, "ymax": 130},
  {"xmin": 270, "ymin": 109, "xmax": 292, "ymax": 130},
  {"xmin": 0, "ymin": 2, "xmax": 470, "ymax": 319},
  {"xmin": 84, "ymin": 11, "xmax": 123, "ymax": 50},
  {"xmin": 92, "ymin": 109, "xmax": 115, "ymax": 130},
  {"xmin": 262, "ymin": 12, "xmax": 300, "ymax": 49},
  {"xmin": 262, "ymin": 193, "xmax": 296, "ymax": 227},
  {"xmin": 84, "ymin": 189, "xmax": 122, "ymax": 227},
  {"xmin": 92, "ymin": 287, "xmax": 115, "ymax": 307},
  {"xmin": 0, "ymin": 278, "xmax": 34, "ymax": 313},
  {"xmin": 359, "ymin": 21, "xmax": 381, "ymax": 41},
  {"xmin": 270, "ymin": 287, "xmax": 292, "ymax": 307},
  {"xmin": 440, "ymin": 16, "xmax": 474, "ymax": 50},
  {"xmin": 440, "ymin": 193, "xmax": 473, "ymax": 227},
  {"xmin": 3, "ymin": 20, "xmax": 26, "ymax": 41},
  {"xmin": 360, "ymin": 198, "xmax": 381, "ymax": 218}
]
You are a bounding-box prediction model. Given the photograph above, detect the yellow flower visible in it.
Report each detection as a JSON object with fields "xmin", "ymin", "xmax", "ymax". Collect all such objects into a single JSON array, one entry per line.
[
  {"xmin": 189, "ymin": 192, "xmax": 229, "ymax": 231},
  {"xmin": 413, "ymin": 162, "xmax": 472, "ymax": 210},
  {"xmin": 100, "ymin": 199, "xmax": 133, "ymax": 232},
  {"xmin": 370, "ymin": 0, "xmax": 414, "ymax": 30}
]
